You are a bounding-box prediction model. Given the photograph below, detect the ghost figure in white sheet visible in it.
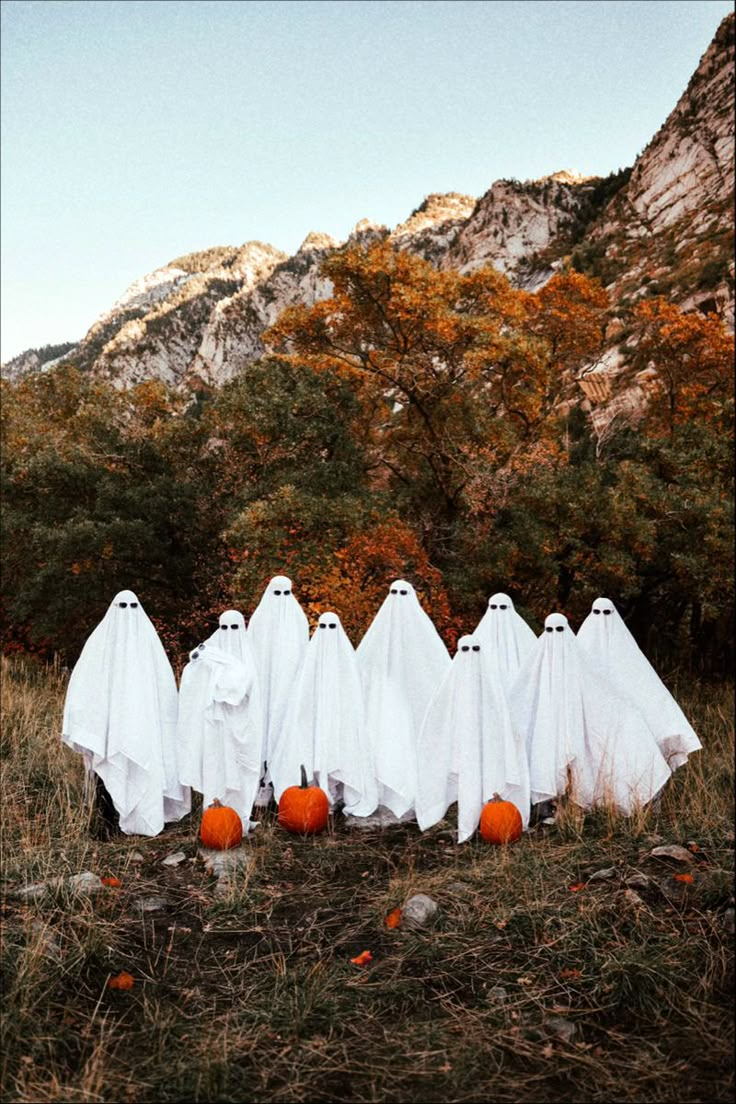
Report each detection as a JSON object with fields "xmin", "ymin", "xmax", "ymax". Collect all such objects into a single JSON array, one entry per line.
[
  {"xmin": 356, "ymin": 579, "xmax": 451, "ymax": 818},
  {"xmin": 62, "ymin": 590, "xmax": 191, "ymax": 837},
  {"xmin": 473, "ymin": 592, "xmax": 537, "ymax": 684},
  {"xmin": 415, "ymin": 634, "xmax": 530, "ymax": 842},
  {"xmin": 510, "ymin": 612, "xmax": 671, "ymax": 814},
  {"xmin": 577, "ymin": 598, "xmax": 701, "ymax": 770},
  {"xmin": 205, "ymin": 609, "xmax": 251, "ymax": 661},
  {"xmin": 246, "ymin": 576, "xmax": 309, "ymax": 772},
  {"xmin": 176, "ymin": 640, "xmax": 263, "ymax": 826},
  {"xmin": 270, "ymin": 612, "xmax": 378, "ymax": 817}
]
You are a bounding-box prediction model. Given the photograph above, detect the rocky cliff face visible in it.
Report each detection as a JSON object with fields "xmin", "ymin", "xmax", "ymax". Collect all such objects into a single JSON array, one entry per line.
[
  {"xmin": 579, "ymin": 11, "xmax": 734, "ymax": 325},
  {"xmin": 3, "ymin": 14, "xmax": 732, "ymax": 389}
]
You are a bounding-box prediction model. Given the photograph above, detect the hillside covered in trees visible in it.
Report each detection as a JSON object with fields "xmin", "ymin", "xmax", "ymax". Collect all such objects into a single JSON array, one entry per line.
[{"xmin": 2, "ymin": 245, "xmax": 733, "ymax": 674}]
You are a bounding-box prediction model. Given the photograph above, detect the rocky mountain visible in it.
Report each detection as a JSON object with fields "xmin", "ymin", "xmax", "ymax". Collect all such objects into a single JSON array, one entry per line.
[{"xmin": 3, "ymin": 14, "xmax": 732, "ymax": 391}]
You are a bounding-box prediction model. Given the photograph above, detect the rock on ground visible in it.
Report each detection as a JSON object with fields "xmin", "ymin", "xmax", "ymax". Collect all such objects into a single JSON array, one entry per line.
[{"xmin": 402, "ymin": 894, "xmax": 439, "ymax": 930}]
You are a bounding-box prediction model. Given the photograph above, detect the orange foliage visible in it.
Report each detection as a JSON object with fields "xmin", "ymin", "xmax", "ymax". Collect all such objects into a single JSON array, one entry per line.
[
  {"xmin": 107, "ymin": 972, "xmax": 134, "ymax": 990},
  {"xmin": 630, "ymin": 297, "xmax": 734, "ymax": 434},
  {"xmin": 304, "ymin": 517, "xmax": 455, "ymax": 648}
]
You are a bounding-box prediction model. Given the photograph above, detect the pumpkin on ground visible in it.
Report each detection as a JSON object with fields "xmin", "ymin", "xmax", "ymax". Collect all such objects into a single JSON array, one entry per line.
[
  {"xmin": 200, "ymin": 798, "xmax": 243, "ymax": 850},
  {"xmin": 278, "ymin": 765, "xmax": 330, "ymax": 835},
  {"xmin": 479, "ymin": 794, "xmax": 523, "ymax": 844}
]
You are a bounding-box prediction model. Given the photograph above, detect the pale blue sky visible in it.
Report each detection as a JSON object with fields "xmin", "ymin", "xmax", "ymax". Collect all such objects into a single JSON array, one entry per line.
[{"xmin": 1, "ymin": 0, "xmax": 732, "ymax": 361}]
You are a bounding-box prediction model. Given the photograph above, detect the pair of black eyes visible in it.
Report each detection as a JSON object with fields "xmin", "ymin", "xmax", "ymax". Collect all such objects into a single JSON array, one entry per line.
[
  {"xmin": 545, "ymin": 626, "xmax": 565, "ymax": 633},
  {"xmin": 273, "ymin": 589, "xmax": 291, "ymax": 595},
  {"xmin": 489, "ymin": 604, "xmax": 508, "ymax": 610},
  {"xmin": 319, "ymin": 623, "xmax": 338, "ymax": 629},
  {"xmin": 593, "ymin": 610, "xmax": 612, "ymax": 615},
  {"xmin": 118, "ymin": 602, "xmax": 138, "ymax": 608},
  {"xmin": 220, "ymin": 624, "xmax": 240, "ymax": 630},
  {"xmin": 460, "ymin": 645, "xmax": 481, "ymax": 652},
  {"xmin": 390, "ymin": 589, "xmax": 409, "ymax": 595}
]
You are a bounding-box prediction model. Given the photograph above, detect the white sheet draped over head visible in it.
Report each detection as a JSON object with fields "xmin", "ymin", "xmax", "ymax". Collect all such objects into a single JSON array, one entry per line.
[
  {"xmin": 205, "ymin": 609, "xmax": 250, "ymax": 659},
  {"xmin": 62, "ymin": 590, "xmax": 191, "ymax": 836},
  {"xmin": 246, "ymin": 576, "xmax": 309, "ymax": 770},
  {"xmin": 577, "ymin": 598, "xmax": 701, "ymax": 770},
  {"xmin": 510, "ymin": 612, "xmax": 671, "ymax": 814},
  {"xmin": 415, "ymin": 634, "xmax": 530, "ymax": 842},
  {"xmin": 177, "ymin": 640, "xmax": 263, "ymax": 824},
  {"xmin": 473, "ymin": 593, "xmax": 537, "ymax": 684},
  {"xmin": 270, "ymin": 612, "xmax": 378, "ymax": 816},
  {"xmin": 356, "ymin": 580, "xmax": 451, "ymax": 818}
]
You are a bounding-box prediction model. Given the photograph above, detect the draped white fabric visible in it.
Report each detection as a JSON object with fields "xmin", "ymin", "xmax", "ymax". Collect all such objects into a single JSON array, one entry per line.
[
  {"xmin": 270, "ymin": 612, "xmax": 378, "ymax": 816},
  {"xmin": 473, "ymin": 592, "xmax": 538, "ymax": 684},
  {"xmin": 246, "ymin": 576, "xmax": 309, "ymax": 772},
  {"xmin": 415, "ymin": 634, "xmax": 530, "ymax": 842},
  {"xmin": 577, "ymin": 598, "xmax": 701, "ymax": 770},
  {"xmin": 205, "ymin": 609, "xmax": 251, "ymax": 661},
  {"xmin": 62, "ymin": 590, "xmax": 191, "ymax": 836},
  {"xmin": 177, "ymin": 641, "xmax": 263, "ymax": 825},
  {"xmin": 510, "ymin": 612, "xmax": 671, "ymax": 813},
  {"xmin": 356, "ymin": 580, "xmax": 451, "ymax": 817}
]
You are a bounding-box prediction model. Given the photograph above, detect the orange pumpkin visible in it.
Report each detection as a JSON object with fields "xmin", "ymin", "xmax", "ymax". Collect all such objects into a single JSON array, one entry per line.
[
  {"xmin": 479, "ymin": 794, "xmax": 523, "ymax": 845},
  {"xmin": 199, "ymin": 798, "xmax": 243, "ymax": 850},
  {"xmin": 278, "ymin": 765, "xmax": 329, "ymax": 835}
]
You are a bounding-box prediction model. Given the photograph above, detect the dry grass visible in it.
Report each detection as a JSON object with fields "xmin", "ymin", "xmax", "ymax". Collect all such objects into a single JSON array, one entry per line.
[{"xmin": 1, "ymin": 656, "xmax": 733, "ymax": 1103}]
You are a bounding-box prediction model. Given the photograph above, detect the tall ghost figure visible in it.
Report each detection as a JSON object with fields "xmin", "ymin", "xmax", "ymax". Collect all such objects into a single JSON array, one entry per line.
[
  {"xmin": 510, "ymin": 612, "xmax": 671, "ymax": 814},
  {"xmin": 270, "ymin": 612, "xmax": 378, "ymax": 817},
  {"xmin": 246, "ymin": 577, "xmax": 309, "ymax": 773},
  {"xmin": 473, "ymin": 593, "xmax": 537, "ymax": 685},
  {"xmin": 577, "ymin": 598, "xmax": 701, "ymax": 770},
  {"xmin": 62, "ymin": 590, "xmax": 191, "ymax": 836},
  {"xmin": 415, "ymin": 634, "xmax": 530, "ymax": 842},
  {"xmin": 356, "ymin": 580, "xmax": 451, "ymax": 818},
  {"xmin": 177, "ymin": 641, "xmax": 263, "ymax": 825}
]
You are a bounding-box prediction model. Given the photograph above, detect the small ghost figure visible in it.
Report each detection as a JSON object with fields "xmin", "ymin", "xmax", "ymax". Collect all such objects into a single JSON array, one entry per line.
[
  {"xmin": 415, "ymin": 634, "xmax": 530, "ymax": 842},
  {"xmin": 270, "ymin": 612, "xmax": 378, "ymax": 817},
  {"xmin": 177, "ymin": 640, "xmax": 263, "ymax": 827}
]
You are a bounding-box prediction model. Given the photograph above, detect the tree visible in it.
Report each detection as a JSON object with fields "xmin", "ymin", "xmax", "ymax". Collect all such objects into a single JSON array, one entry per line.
[{"xmin": 265, "ymin": 241, "xmax": 609, "ymax": 558}]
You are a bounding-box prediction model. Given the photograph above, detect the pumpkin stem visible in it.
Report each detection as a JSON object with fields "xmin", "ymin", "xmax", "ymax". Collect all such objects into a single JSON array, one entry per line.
[
  {"xmin": 492, "ymin": 793, "xmax": 502, "ymax": 802},
  {"xmin": 210, "ymin": 798, "xmax": 222, "ymax": 808},
  {"xmin": 300, "ymin": 764, "xmax": 309, "ymax": 789}
]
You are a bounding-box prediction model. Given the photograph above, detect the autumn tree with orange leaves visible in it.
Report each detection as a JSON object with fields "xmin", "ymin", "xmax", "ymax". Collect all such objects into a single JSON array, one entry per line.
[{"xmin": 265, "ymin": 242, "xmax": 609, "ymax": 553}]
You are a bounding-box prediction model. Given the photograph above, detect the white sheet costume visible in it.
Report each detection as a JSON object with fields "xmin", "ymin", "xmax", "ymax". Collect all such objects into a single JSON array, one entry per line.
[
  {"xmin": 246, "ymin": 577, "xmax": 309, "ymax": 773},
  {"xmin": 473, "ymin": 592, "xmax": 537, "ymax": 684},
  {"xmin": 269, "ymin": 612, "xmax": 378, "ymax": 817},
  {"xmin": 356, "ymin": 580, "xmax": 451, "ymax": 818},
  {"xmin": 415, "ymin": 634, "xmax": 530, "ymax": 842},
  {"xmin": 510, "ymin": 612, "xmax": 671, "ymax": 814},
  {"xmin": 205, "ymin": 609, "xmax": 251, "ymax": 660},
  {"xmin": 577, "ymin": 598, "xmax": 701, "ymax": 770},
  {"xmin": 176, "ymin": 640, "xmax": 263, "ymax": 825},
  {"xmin": 62, "ymin": 590, "xmax": 191, "ymax": 837}
]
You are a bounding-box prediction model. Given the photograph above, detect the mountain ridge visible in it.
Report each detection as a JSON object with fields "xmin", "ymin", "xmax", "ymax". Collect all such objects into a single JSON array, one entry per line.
[{"xmin": 3, "ymin": 13, "xmax": 733, "ymax": 389}]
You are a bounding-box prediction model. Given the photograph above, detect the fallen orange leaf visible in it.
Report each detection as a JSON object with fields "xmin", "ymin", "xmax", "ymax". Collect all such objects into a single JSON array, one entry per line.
[
  {"xmin": 569, "ymin": 883, "xmax": 586, "ymax": 893},
  {"xmin": 101, "ymin": 877, "xmax": 121, "ymax": 887},
  {"xmin": 674, "ymin": 873, "xmax": 695, "ymax": 884},
  {"xmin": 559, "ymin": 968, "xmax": 582, "ymax": 980},
  {"xmin": 385, "ymin": 908, "xmax": 402, "ymax": 929},
  {"xmin": 350, "ymin": 950, "xmax": 373, "ymax": 966},
  {"xmin": 107, "ymin": 972, "xmax": 134, "ymax": 990}
]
